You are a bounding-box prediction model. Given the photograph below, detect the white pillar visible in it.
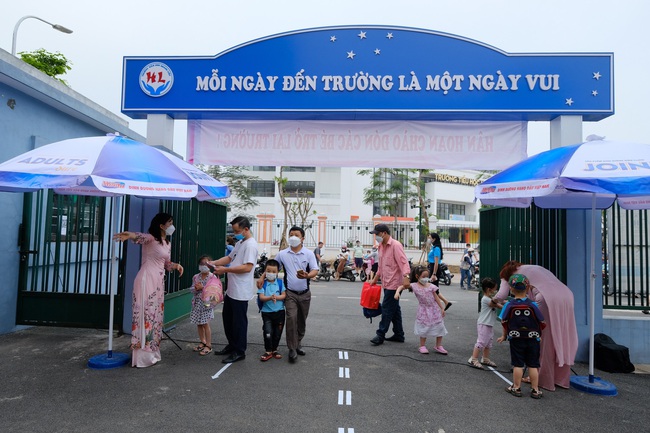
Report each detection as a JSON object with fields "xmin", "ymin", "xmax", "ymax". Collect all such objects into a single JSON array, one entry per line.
[
  {"xmin": 550, "ymin": 115, "xmax": 582, "ymax": 149},
  {"xmin": 146, "ymin": 114, "xmax": 174, "ymax": 151}
]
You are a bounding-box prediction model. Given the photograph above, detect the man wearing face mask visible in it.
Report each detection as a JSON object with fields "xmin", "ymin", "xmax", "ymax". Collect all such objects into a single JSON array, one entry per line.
[
  {"xmin": 209, "ymin": 216, "xmax": 259, "ymax": 363},
  {"xmin": 369, "ymin": 224, "xmax": 411, "ymax": 346},
  {"xmin": 268, "ymin": 226, "xmax": 319, "ymax": 363}
]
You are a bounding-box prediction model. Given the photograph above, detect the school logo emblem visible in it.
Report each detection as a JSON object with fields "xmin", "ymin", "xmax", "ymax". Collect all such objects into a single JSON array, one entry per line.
[{"xmin": 139, "ymin": 62, "xmax": 174, "ymax": 97}]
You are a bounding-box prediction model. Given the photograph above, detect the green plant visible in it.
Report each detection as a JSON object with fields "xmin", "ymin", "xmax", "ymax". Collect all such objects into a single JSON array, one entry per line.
[{"xmin": 19, "ymin": 49, "xmax": 72, "ymax": 85}]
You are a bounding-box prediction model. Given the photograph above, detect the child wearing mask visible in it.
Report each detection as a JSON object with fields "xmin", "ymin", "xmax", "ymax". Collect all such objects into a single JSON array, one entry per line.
[
  {"xmin": 395, "ymin": 266, "xmax": 448, "ymax": 355},
  {"xmin": 257, "ymin": 259, "xmax": 286, "ymax": 361},
  {"xmin": 190, "ymin": 255, "xmax": 218, "ymax": 356}
]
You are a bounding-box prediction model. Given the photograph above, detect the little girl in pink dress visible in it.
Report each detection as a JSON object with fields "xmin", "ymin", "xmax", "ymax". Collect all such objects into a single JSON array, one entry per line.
[{"xmin": 395, "ymin": 266, "xmax": 448, "ymax": 354}]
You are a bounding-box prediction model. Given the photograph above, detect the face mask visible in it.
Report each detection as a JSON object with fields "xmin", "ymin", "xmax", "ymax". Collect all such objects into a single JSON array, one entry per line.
[
  {"xmin": 165, "ymin": 225, "xmax": 175, "ymax": 236},
  {"xmin": 234, "ymin": 233, "xmax": 244, "ymax": 241},
  {"xmin": 341, "ymin": 249, "xmax": 347, "ymax": 253},
  {"xmin": 375, "ymin": 235, "xmax": 383, "ymax": 243},
  {"xmin": 199, "ymin": 265, "xmax": 210, "ymax": 274},
  {"xmin": 266, "ymin": 273, "xmax": 277, "ymax": 281},
  {"xmin": 419, "ymin": 277, "xmax": 430, "ymax": 285},
  {"xmin": 288, "ymin": 236, "xmax": 301, "ymax": 248}
]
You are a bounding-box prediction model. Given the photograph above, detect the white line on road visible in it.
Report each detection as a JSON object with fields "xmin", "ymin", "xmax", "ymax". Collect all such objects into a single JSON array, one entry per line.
[
  {"xmin": 338, "ymin": 351, "xmax": 349, "ymax": 360},
  {"xmin": 487, "ymin": 366, "xmax": 513, "ymax": 385},
  {"xmin": 339, "ymin": 367, "xmax": 350, "ymax": 378},
  {"xmin": 338, "ymin": 428, "xmax": 355, "ymax": 433},
  {"xmin": 211, "ymin": 363, "xmax": 232, "ymax": 379},
  {"xmin": 337, "ymin": 390, "xmax": 352, "ymax": 405}
]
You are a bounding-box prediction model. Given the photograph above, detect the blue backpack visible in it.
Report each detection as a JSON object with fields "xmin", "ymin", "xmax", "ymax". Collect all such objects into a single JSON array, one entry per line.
[
  {"xmin": 257, "ymin": 279, "xmax": 284, "ymax": 312},
  {"xmin": 363, "ymin": 304, "xmax": 382, "ymax": 322},
  {"xmin": 502, "ymin": 298, "xmax": 544, "ymax": 340}
]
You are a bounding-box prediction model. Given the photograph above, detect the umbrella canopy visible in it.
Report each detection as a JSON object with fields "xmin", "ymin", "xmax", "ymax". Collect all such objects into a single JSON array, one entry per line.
[
  {"xmin": 0, "ymin": 135, "xmax": 230, "ymax": 201},
  {"xmin": 475, "ymin": 138, "xmax": 650, "ymax": 210},
  {"xmin": 474, "ymin": 136, "xmax": 650, "ymax": 390}
]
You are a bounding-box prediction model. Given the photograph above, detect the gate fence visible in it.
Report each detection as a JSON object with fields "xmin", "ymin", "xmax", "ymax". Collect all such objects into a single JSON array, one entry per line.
[
  {"xmin": 268, "ymin": 218, "xmax": 479, "ymax": 251},
  {"xmin": 479, "ymin": 204, "xmax": 650, "ymax": 312}
]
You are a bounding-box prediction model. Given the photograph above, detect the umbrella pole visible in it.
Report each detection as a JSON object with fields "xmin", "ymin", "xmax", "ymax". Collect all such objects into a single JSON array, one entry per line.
[
  {"xmin": 107, "ymin": 196, "xmax": 120, "ymax": 357},
  {"xmin": 87, "ymin": 195, "xmax": 130, "ymax": 369},
  {"xmin": 589, "ymin": 194, "xmax": 596, "ymax": 383}
]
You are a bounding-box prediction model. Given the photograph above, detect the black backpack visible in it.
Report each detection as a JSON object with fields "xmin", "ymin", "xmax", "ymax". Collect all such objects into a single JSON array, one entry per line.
[{"xmin": 594, "ymin": 333, "xmax": 635, "ymax": 373}]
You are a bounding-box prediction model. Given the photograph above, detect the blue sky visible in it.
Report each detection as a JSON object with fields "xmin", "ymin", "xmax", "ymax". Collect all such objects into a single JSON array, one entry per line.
[{"xmin": 2, "ymin": 0, "xmax": 647, "ymax": 159}]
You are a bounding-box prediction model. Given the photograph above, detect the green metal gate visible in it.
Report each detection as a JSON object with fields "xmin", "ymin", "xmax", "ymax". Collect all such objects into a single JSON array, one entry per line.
[
  {"xmin": 479, "ymin": 205, "xmax": 567, "ymax": 284},
  {"xmin": 160, "ymin": 199, "xmax": 228, "ymax": 326},
  {"xmin": 17, "ymin": 191, "xmax": 121, "ymax": 328}
]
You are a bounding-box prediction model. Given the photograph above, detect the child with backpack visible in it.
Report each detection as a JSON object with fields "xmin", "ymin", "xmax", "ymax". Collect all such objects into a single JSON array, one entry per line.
[
  {"xmin": 468, "ymin": 277, "xmax": 504, "ymax": 369},
  {"xmin": 497, "ymin": 273, "xmax": 546, "ymax": 399},
  {"xmin": 256, "ymin": 259, "xmax": 286, "ymax": 361},
  {"xmin": 395, "ymin": 266, "xmax": 448, "ymax": 355}
]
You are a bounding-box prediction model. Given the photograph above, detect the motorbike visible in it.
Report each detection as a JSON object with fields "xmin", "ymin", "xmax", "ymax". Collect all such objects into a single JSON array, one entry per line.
[
  {"xmin": 315, "ymin": 261, "xmax": 333, "ymax": 282},
  {"xmin": 470, "ymin": 260, "xmax": 480, "ymax": 289},
  {"xmin": 332, "ymin": 258, "xmax": 357, "ymax": 282},
  {"xmin": 253, "ymin": 251, "xmax": 268, "ymax": 278},
  {"xmin": 359, "ymin": 258, "xmax": 373, "ymax": 282},
  {"xmin": 435, "ymin": 261, "xmax": 454, "ymax": 286}
]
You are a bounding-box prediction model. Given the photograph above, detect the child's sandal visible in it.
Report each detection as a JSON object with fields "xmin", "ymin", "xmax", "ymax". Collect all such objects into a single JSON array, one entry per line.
[
  {"xmin": 530, "ymin": 389, "xmax": 543, "ymax": 399},
  {"xmin": 468, "ymin": 358, "xmax": 484, "ymax": 369},
  {"xmin": 260, "ymin": 352, "xmax": 273, "ymax": 362},
  {"xmin": 193, "ymin": 343, "xmax": 206, "ymax": 352},
  {"xmin": 199, "ymin": 346, "xmax": 212, "ymax": 356},
  {"xmin": 505, "ymin": 385, "xmax": 522, "ymax": 397},
  {"xmin": 272, "ymin": 351, "xmax": 283, "ymax": 359},
  {"xmin": 480, "ymin": 358, "xmax": 497, "ymax": 368}
]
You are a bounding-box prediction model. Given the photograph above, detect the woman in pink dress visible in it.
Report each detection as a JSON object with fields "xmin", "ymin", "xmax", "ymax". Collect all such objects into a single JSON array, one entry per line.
[
  {"xmin": 114, "ymin": 213, "xmax": 184, "ymax": 368},
  {"xmin": 495, "ymin": 261, "xmax": 578, "ymax": 391}
]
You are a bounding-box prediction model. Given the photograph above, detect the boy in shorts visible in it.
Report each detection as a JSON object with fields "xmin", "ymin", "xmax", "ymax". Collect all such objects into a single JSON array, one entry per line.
[{"xmin": 497, "ymin": 274, "xmax": 546, "ymax": 399}]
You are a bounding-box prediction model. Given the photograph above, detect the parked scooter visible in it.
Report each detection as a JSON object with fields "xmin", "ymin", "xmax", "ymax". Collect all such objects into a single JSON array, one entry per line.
[
  {"xmin": 253, "ymin": 250, "xmax": 268, "ymax": 278},
  {"xmin": 359, "ymin": 258, "xmax": 372, "ymax": 282},
  {"xmin": 315, "ymin": 261, "xmax": 333, "ymax": 282},
  {"xmin": 333, "ymin": 258, "xmax": 357, "ymax": 282},
  {"xmin": 436, "ymin": 261, "xmax": 454, "ymax": 286}
]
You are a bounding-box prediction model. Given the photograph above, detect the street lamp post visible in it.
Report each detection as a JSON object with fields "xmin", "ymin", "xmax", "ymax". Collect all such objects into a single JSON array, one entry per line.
[{"xmin": 11, "ymin": 15, "xmax": 73, "ymax": 56}]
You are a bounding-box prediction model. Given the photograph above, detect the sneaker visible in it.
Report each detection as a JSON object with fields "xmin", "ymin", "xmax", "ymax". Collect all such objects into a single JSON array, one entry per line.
[
  {"xmin": 385, "ymin": 335, "xmax": 405, "ymax": 343},
  {"xmin": 419, "ymin": 346, "xmax": 429, "ymax": 354},
  {"xmin": 434, "ymin": 346, "xmax": 448, "ymax": 355},
  {"xmin": 370, "ymin": 336, "xmax": 384, "ymax": 346}
]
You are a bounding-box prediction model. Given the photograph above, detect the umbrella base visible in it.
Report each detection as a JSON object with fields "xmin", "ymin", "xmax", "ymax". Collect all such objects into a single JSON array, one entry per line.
[
  {"xmin": 570, "ymin": 375, "xmax": 617, "ymax": 396},
  {"xmin": 87, "ymin": 351, "xmax": 130, "ymax": 370}
]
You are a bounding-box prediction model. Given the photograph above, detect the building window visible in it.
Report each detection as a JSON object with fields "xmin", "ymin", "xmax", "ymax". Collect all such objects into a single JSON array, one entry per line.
[
  {"xmin": 437, "ymin": 202, "xmax": 466, "ymax": 220},
  {"xmin": 248, "ymin": 180, "xmax": 275, "ymax": 197},
  {"xmin": 249, "ymin": 166, "xmax": 276, "ymax": 171},
  {"xmin": 50, "ymin": 193, "xmax": 103, "ymax": 241},
  {"xmin": 284, "ymin": 166, "xmax": 316, "ymax": 172},
  {"xmin": 285, "ymin": 181, "xmax": 315, "ymax": 197}
]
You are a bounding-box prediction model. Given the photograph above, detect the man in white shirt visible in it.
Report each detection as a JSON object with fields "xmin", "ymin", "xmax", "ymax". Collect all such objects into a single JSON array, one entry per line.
[{"xmin": 210, "ymin": 216, "xmax": 258, "ymax": 363}]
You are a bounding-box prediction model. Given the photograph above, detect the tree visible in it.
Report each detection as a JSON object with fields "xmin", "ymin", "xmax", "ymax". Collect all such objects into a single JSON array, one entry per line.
[
  {"xmin": 275, "ymin": 166, "xmax": 316, "ymax": 249},
  {"xmin": 19, "ymin": 49, "xmax": 72, "ymax": 85},
  {"xmin": 357, "ymin": 168, "xmax": 419, "ymax": 242},
  {"xmin": 199, "ymin": 165, "xmax": 259, "ymax": 215}
]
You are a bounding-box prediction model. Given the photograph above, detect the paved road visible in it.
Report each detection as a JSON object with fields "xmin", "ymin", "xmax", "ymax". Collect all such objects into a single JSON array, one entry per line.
[{"xmin": 1, "ymin": 278, "xmax": 648, "ymax": 433}]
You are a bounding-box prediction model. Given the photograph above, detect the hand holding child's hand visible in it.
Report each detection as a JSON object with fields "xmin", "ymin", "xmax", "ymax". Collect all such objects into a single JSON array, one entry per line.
[
  {"xmin": 394, "ymin": 292, "xmax": 400, "ymax": 300},
  {"xmin": 195, "ymin": 282, "xmax": 204, "ymax": 291}
]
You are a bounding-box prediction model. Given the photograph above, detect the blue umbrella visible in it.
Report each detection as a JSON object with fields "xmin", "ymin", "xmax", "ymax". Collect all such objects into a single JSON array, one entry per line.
[
  {"xmin": 0, "ymin": 134, "xmax": 230, "ymax": 368},
  {"xmin": 474, "ymin": 136, "xmax": 650, "ymax": 394}
]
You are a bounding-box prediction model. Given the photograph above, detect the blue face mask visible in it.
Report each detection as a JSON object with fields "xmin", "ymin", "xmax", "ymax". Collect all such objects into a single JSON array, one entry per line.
[{"xmin": 234, "ymin": 233, "xmax": 244, "ymax": 241}]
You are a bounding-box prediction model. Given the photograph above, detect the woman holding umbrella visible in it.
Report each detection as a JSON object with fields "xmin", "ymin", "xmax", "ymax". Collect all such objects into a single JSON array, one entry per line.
[
  {"xmin": 495, "ymin": 260, "xmax": 578, "ymax": 391},
  {"xmin": 114, "ymin": 213, "xmax": 184, "ymax": 368}
]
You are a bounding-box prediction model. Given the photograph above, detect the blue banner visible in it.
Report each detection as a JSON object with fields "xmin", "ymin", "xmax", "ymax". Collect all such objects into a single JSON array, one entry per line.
[{"xmin": 122, "ymin": 25, "xmax": 613, "ymax": 121}]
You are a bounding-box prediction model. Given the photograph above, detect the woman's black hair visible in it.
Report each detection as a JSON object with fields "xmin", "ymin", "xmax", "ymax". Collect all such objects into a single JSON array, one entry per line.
[
  {"xmin": 148, "ymin": 212, "xmax": 173, "ymax": 245},
  {"xmin": 429, "ymin": 232, "xmax": 444, "ymax": 260}
]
